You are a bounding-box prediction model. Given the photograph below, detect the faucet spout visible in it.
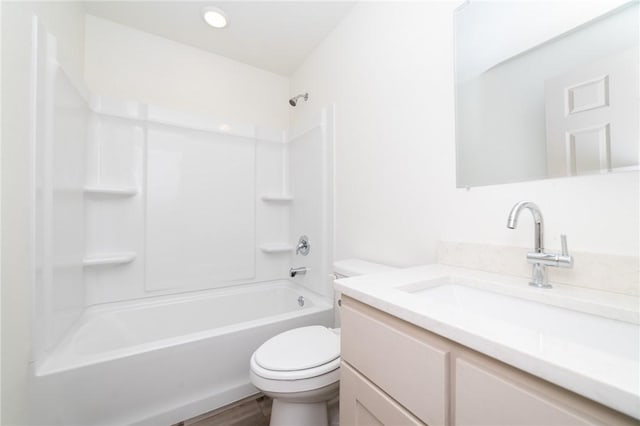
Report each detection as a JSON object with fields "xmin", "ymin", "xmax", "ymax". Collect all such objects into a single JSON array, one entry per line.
[{"xmin": 507, "ymin": 201, "xmax": 544, "ymax": 253}]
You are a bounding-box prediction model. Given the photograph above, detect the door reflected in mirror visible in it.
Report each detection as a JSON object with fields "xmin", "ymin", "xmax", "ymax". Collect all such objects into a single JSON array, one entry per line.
[{"xmin": 454, "ymin": 1, "xmax": 639, "ymax": 188}]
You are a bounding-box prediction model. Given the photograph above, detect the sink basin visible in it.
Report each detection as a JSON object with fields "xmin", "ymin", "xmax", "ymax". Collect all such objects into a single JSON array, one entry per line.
[{"xmin": 398, "ymin": 277, "xmax": 639, "ymax": 363}]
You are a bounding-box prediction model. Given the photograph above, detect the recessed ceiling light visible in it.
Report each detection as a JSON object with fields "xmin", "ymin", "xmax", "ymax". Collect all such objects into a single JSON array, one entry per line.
[{"xmin": 203, "ymin": 7, "xmax": 228, "ymax": 29}]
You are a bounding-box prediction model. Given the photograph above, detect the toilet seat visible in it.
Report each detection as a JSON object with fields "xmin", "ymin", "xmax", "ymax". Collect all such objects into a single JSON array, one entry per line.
[
  {"xmin": 250, "ymin": 354, "xmax": 341, "ymax": 394},
  {"xmin": 251, "ymin": 326, "xmax": 340, "ymax": 381},
  {"xmin": 251, "ymin": 353, "xmax": 340, "ymax": 381},
  {"xmin": 250, "ymin": 325, "xmax": 341, "ymax": 394}
]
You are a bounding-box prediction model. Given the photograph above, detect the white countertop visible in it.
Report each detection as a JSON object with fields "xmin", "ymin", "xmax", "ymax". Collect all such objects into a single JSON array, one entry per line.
[{"xmin": 335, "ymin": 264, "xmax": 640, "ymax": 419}]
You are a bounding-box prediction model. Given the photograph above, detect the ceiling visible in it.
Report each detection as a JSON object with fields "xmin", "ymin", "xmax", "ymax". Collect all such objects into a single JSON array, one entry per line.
[{"xmin": 84, "ymin": 1, "xmax": 357, "ymax": 76}]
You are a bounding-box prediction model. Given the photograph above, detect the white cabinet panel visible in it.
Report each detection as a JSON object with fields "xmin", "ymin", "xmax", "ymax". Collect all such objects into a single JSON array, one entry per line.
[
  {"xmin": 455, "ymin": 357, "xmax": 601, "ymax": 426},
  {"xmin": 341, "ymin": 362, "xmax": 425, "ymax": 426}
]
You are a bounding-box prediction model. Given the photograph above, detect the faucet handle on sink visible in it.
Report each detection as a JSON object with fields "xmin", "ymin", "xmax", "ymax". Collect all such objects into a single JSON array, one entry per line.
[
  {"xmin": 561, "ymin": 234, "xmax": 569, "ymax": 257},
  {"xmin": 558, "ymin": 234, "xmax": 574, "ymax": 268},
  {"xmin": 526, "ymin": 234, "xmax": 573, "ymax": 269}
]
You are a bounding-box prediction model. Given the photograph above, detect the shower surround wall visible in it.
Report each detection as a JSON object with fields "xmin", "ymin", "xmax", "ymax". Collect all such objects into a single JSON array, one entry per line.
[
  {"xmin": 32, "ymin": 16, "xmax": 89, "ymax": 366},
  {"xmin": 289, "ymin": 107, "xmax": 336, "ymax": 299},
  {"xmin": 82, "ymin": 105, "xmax": 291, "ymax": 306}
]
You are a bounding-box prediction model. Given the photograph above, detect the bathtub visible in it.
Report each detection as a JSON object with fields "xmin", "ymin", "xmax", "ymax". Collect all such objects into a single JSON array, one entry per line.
[{"xmin": 31, "ymin": 280, "xmax": 333, "ymax": 426}]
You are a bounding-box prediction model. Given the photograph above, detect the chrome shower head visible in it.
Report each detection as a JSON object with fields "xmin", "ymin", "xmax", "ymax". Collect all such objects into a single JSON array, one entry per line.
[{"xmin": 289, "ymin": 92, "xmax": 309, "ymax": 107}]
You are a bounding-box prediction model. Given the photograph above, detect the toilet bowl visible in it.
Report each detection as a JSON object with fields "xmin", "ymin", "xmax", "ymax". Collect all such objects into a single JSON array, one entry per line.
[{"xmin": 249, "ymin": 259, "xmax": 396, "ymax": 426}]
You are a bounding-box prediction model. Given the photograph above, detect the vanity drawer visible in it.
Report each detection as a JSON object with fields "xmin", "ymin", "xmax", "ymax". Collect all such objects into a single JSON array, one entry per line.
[
  {"xmin": 453, "ymin": 353, "xmax": 640, "ymax": 426},
  {"xmin": 455, "ymin": 357, "xmax": 602, "ymax": 426},
  {"xmin": 341, "ymin": 297, "xmax": 449, "ymax": 426},
  {"xmin": 341, "ymin": 361, "xmax": 426, "ymax": 426}
]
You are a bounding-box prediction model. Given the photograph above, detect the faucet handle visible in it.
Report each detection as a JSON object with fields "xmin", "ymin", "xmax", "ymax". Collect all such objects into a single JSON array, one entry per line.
[
  {"xmin": 527, "ymin": 234, "xmax": 573, "ymax": 269},
  {"xmin": 296, "ymin": 235, "xmax": 310, "ymax": 256},
  {"xmin": 560, "ymin": 234, "xmax": 569, "ymax": 256},
  {"xmin": 559, "ymin": 234, "xmax": 573, "ymax": 268}
]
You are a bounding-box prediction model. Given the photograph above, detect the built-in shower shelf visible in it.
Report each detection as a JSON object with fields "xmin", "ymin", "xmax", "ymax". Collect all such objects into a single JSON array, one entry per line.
[
  {"xmin": 84, "ymin": 185, "xmax": 138, "ymax": 196},
  {"xmin": 83, "ymin": 252, "xmax": 137, "ymax": 266},
  {"xmin": 259, "ymin": 244, "xmax": 294, "ymax": 253},
  {"xmin": 261, "ymin": 194, "xmax": 294, "ymax": 202}
]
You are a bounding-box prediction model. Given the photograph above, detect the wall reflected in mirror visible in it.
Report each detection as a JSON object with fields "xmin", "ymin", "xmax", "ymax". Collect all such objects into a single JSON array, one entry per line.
[{"xmin": 455, "ymin": 1, "xmax": 639, "ymax": 188}]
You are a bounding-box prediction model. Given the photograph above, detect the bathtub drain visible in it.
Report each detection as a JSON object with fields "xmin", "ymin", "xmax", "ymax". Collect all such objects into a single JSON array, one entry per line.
[{"xmin": 297, "ymin": 296, "xmax": 305, "ymax": 307}]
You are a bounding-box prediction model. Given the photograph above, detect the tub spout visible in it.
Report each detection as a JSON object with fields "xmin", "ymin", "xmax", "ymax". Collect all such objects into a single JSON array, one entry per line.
[{"xmin": 289, "ymin": 266, "xmax": 308, "ymax": 277}]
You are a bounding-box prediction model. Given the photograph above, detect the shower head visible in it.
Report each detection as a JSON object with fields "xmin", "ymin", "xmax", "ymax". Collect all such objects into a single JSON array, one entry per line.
[{"xmin": 289, "ymin": 93, "xmax": 309, "ymax": 107}]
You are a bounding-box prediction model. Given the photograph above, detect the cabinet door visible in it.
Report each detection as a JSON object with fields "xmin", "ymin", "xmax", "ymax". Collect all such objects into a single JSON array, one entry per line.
[
  {"xmin": 455, "ymin": 358, "xmax": 602, "ymax": 426},
  {"xmin": 341, "ymin": 362, "xmax": 426, "ymax": 426},
  {"xmin": 342, "ymin": 300, "xmax": 449, "ymax": 425}
]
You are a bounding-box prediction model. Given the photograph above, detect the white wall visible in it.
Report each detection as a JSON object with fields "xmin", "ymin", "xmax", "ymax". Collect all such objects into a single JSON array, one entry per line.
[
  {"xmin": 1, "ymin": 2, "xmax": 86, "ymax": 424},
  {"xmin": 84, "ymin": 14, "xmax": 290, "ymax": 131},
  {"xmin": 290, "ymin": 2, "xmax": 639, "ymax": 270},
  {"xmin": 290, "ymin": 2, "xmax": 456, "ymax": 267}
]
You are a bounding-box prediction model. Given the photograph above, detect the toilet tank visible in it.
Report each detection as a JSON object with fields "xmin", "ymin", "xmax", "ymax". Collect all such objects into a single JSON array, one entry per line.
[{"xmin": 332, "ymin": 259, "xmax": 397, "ymax": 327}]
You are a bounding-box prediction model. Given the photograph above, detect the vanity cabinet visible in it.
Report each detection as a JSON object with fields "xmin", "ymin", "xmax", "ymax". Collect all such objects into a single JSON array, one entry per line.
[{"xmin": 340, "ymin": 296, "xmax": 639, "ymax": 426}]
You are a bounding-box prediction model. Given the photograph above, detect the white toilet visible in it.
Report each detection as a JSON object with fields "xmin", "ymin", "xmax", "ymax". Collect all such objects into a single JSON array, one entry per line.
[{"xmin": 249, "ymin": 259, "xmax": 396, "ymax": 426}]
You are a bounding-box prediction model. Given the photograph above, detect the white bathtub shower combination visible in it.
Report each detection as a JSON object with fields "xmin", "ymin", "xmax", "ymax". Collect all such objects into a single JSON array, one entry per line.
[{"xmin": 30, "ymin": 18, "xmax": 335, "ymax": 426}]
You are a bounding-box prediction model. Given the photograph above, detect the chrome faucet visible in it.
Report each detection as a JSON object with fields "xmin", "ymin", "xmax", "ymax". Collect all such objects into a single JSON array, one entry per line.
[{"xmin": 507, "ymin": 201, "xmax": 573, "ymax": 288}]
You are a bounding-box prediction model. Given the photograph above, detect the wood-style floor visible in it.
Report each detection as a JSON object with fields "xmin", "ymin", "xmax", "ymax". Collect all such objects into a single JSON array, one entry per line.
[
  {"xmin": 174, "ymin": 393, "xmax": 339, "ymax": 426},
  {"xmin": 174, "ymin": 395, "xmax": 272, "ymax": 426}
]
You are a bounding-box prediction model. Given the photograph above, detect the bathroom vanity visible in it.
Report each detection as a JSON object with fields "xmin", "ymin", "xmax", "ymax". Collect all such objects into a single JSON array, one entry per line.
[{"xmin": 335, "ymin": 265, "xmax": 640, "ymax": 426}]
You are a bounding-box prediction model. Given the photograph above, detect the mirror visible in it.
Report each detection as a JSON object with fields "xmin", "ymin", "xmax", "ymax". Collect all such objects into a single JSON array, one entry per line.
[{"xmin": 454, "ymin": 1, "xmax": 639, "ymax": 188}]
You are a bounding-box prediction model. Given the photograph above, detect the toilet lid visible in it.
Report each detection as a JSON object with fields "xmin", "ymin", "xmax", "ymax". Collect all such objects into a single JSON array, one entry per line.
[{"xmin": 254, "ymin": 326, "xmax": 340, "ymax": 372}]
